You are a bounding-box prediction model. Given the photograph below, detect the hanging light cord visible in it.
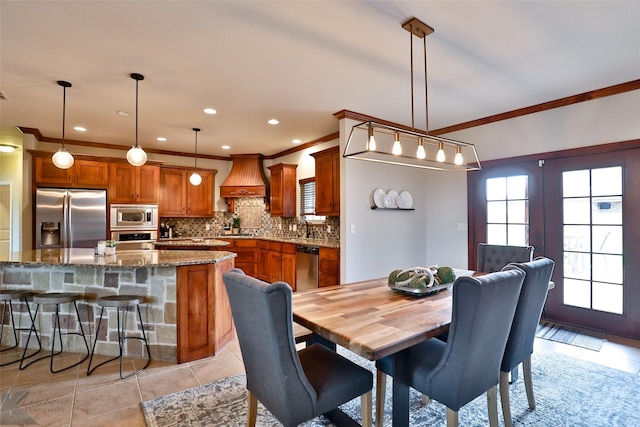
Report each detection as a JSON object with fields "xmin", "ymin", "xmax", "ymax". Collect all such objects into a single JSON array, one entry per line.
[
  {"xmin": 61, "ymin": 84, "xmax": 67, "ymax": 148},
  {"xmin": 193, "ymin": 128, "xmax": 200, "ymax": 169},
  {"xmin": 423, "ymin": 33, "xmax": 429, "ymax": 134},
  {"xmin": 135, "ymin": 78, "xmax": 139, "ymax": 148},
  {"xmin": 410, "ymin": 26, "xmax": 415, "ymax": 131}
]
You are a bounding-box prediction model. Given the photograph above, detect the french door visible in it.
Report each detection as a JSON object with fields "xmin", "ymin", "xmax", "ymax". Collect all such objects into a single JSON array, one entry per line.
[{"xmin": 469, "ymin": 148, "xmax": 640, "ymax": 339}]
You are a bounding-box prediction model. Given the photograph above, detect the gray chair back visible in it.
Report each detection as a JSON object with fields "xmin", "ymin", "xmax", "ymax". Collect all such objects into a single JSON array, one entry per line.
[
  {"xmin": 477, "ymin": 243, "xmax": 534, "ymax": 273},
  {"xmin": 501, "ymin": 257, "xmax": 555, "ymax": 372},
  {"xmin": 222, "ymin": 268, "xmax": 316, "ymax": 423},
  {"xmin": 424, "ymin": 269, "xmax": 525, "ymax": 410}
]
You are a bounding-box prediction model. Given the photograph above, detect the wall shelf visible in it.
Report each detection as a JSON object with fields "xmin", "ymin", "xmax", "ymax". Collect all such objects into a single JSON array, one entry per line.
[{"xmin": 371, "ymin": 206, "xmax": 415, "ymax": 211}]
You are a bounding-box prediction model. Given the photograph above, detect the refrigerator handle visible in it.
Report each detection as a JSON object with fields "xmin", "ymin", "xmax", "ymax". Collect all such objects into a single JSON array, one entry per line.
[{"xmin": 64, "ymin": 192, "xmax": 70, "ymax": 248}]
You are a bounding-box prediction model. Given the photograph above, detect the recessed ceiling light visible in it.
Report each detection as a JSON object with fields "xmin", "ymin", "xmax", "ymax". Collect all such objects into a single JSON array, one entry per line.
[
  {"xmin": 74, "ymin": 126, "xmax": 87, "ymax": 132},
  {"xmin": 221, "ymin": 145, "xmax": 231, "ymax": 150},
  {"xmin": 268, "ymin": 119, "xmax": 279, "ymax": 125},
  {"xmin": 117, "ymin": 110, "xmax": 131, "ymax": 117},
  {"xmin": 156, "ymin": 137, "xmax": 167, "ymax": 142},
  {"xmin": 292, "ymin": 139, "xmax": 302, "ymax": 144},
  {"xmin": 203, "ymin": 108, "xmax": 217, "ymax": 115},
  {"xmin": 0, "ymin": 144, "xmax": 16, "ymax": 153}
]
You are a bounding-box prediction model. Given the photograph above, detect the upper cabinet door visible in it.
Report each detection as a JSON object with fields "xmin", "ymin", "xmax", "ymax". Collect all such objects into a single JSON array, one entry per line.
[
  {"xmin": 34, "ymin": 156, "xmax": 73, "ymax": 186},
  {"xmin": 74, "ymin": 160, "xmax": 109, "ymax": 187},
  {"xmin": 268, "ymin": 163, "xmax": 297, "ymax": 217},
  {"xmin": 159, "ymin": 167, "xmax": 215, "ymax": 217},
  {"xmin": 311, "ymin": 146, "xmax": 339, "ymax": 216},
  {"xmin": 109, "ymin": 163, "xmax": 159, "ymax": 204}
]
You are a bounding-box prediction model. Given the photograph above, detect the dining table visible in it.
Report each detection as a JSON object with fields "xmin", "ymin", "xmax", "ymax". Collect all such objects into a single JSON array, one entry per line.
[{"xmin": 292, "ymin": 275, "xmax": 463, "ymax": 427}]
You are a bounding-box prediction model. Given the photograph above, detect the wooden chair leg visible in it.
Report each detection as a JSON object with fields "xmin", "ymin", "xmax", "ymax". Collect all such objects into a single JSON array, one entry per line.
[
  {"xmin": 361, "ymin": 390, "xmax": 373, "ymax": 427},
  {"xmin": 446, "ymin": 408, "xmax": 458, "ymax": 427},
  {"xmin": 246, "ymin": 390, "xmax": 258, "ymax": 427},
  {"xmin": 487, "ymin": 385, "xmax": 499, "ymax": 427},
  {"xmin": 523, "ymin": 355, "xmax": 536, "ymax": 409},
  {"xmin": 375, "ymin": 370, "xmax": 386, "ymax": 426},
  {"xmin": 499, "ymin": 371, "xmax": 513, "ymax": 427}
]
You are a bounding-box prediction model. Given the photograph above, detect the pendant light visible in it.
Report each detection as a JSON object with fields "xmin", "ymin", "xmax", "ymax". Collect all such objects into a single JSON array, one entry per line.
[
  {"xmin": 126, "ymin": 73, "xmax": 148, "ymax": 166},
  {"xmin": 189, "ymin": 128, "xmax": 202, "ymax": 186},
  {"xmin": 51, "ymin": 81, "xmax": 75, "ymax": 169}
]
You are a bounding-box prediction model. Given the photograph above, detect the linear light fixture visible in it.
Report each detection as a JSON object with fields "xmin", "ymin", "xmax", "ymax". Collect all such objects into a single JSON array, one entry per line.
[{"xmin": 343, "ymin": 18, "xmax": 481, "ymax": 171}]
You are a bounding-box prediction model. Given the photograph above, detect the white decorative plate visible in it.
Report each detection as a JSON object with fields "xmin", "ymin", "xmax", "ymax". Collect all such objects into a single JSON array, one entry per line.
[
  {"xmin": 387, "ymin": 190, "xmax": 399, "ymax": 208},
  {"xmin": 373, "ymin": 188, "xmax": 386, "ymax": 208},
  {"xmin": 383, "ymin": 194, "xmax": 394, "ymax": 208},
  {"xmin": 399, "ymin": 190, "xmax": 413, "ymax": 209},
  {"xmin": 396, "ymin": 195, "xmax": 406, "ymax": 209}
]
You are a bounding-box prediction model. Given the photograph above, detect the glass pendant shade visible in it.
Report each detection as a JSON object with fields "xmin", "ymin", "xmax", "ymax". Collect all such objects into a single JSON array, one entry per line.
[
  {"xmin": 52, "ymin": 80, "xmax": 75, "ymax": 169},
  {"xmin": 189, "ymin": 171, "xmax": 202, "ymax": 186},
  {"xmin": 52, "ymin": 147, "xmax": 75, "ymax": 169},
  {"xmin": 127, "ymin": 73, "xmax": 147, "ymax": 166},
  {"xmin": 126, "ymin": 146, "xmax": 147, "ymax": 166}
]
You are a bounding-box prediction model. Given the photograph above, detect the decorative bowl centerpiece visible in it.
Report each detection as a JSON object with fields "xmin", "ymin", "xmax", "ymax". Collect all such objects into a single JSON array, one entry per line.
[{"xmin": 388, "ymin": 265, "xmax": 457, "ymax": 296}]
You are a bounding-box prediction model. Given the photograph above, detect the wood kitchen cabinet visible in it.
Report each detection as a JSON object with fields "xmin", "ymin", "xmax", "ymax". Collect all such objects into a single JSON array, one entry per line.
[
  {"xmin": 319, "ymin": 247, "xmax": 340, "ymax": 287},
  {"xmin": 268, "ymin": 163, "xmax": 297, "ymax": 217},
  {"xmin": 159, "ymin": 167, "xmax": 215, "ymax": 217},
  {"xmin": 33, "ymin": 155, "xmax": 108, "ymax": 188},
  {"xmin": 176, "ymin": 258, "xmax": 234, "ymax": 363},
  {"xmin": 267, "ymin": 241, "xmax": 296, "ymax": 290},
  {"xmin": 220, "ymin": 239, "xmax": 257, "ymax": 277},
  {"xmin": 311, "ymin": 146, "xmax": 340, "ymax": 216},
  {"xmin": 108, "ymin": 163, "xmax": 159, "ymax": 204},
  {"xmin": 257, "ymin": 240, "xmax": 270, "ymax": 281}
]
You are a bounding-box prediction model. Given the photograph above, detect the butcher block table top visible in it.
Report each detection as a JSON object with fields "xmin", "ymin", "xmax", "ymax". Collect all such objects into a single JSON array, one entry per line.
[{"xmin": 292, "ymin": 277, "xmax": 453, "ymax": 361}]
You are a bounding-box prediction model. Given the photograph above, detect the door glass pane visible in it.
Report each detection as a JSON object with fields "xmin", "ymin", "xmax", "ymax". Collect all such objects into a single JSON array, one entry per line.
[
  {"xmin": 592, "ymin": 167, "xmax": 622, "ymax": 196},
  {"xmin": 564, "ymin": 278, "xmax": 591, "ymax": 309},
  {"xmin": 564, "ymin": 225, "xmax": 591, "ymax": 252},
  {"xmin": 507, "ymin": 175, "xmax": 528, "ymax": 199},
  {"xmin": 507, "ymin": 200, "xmax": 527, "ymax": 223},
  {"xmin": 561, "ymin": 166, "xmax": 623, "ymax": 315},
  {"xmin": 592, "ymin": 225, "xmax": 622, "ymax": 254},
  {"xmin": 563, "ymin": 198, "xmax": 590, "ymax": 224},
  {"xmin": 563, "ymin": 170, "xmax": 590, "ymax": 197},
  {"xmin": 592, "ymin": 197, "xmax": 622, "ymax": 224},
  {"xmin": 507, "ymin": 224, "xmax": 528, "ymax": 246},
  {"xmin": 592, "ymin": 282, "xmax": 623, "ymax": 314}
]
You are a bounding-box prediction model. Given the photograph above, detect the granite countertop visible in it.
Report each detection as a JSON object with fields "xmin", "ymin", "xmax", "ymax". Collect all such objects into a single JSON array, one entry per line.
[
  {"xmin": 157, "ymin": 235, "xmax": 340, "ymax": 249},
  {"xmin": 0, "ymin": 248, "xmax": 237, "ymax": 268}
]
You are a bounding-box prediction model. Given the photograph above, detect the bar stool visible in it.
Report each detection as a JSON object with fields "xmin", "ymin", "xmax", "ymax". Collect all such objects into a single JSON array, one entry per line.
[
  {"xmin": 20, "ymin": 292, "xmax": 90, "ymax": 373},
  {"xmin": 87, "ymin": 295, "xmax": 151, "ymax": 379},
  {"xmin": 0, "ymin": 289, "xmax": 41, "ymax": 366}
]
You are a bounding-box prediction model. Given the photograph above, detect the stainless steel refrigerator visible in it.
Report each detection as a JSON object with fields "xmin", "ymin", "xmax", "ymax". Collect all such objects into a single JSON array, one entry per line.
[{"xmin": 35, "ymin": 188, "xmax": 107, "ymax": 249}]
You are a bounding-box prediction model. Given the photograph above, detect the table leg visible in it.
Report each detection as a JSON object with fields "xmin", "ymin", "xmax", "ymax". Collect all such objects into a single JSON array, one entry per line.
[
  {"xmin": 311, "ymin": 333, "xmax": 336, "ymax": 351},
  {"xmin": 392, "ymin": 349, "xmax": 410, "ymax": 427}
]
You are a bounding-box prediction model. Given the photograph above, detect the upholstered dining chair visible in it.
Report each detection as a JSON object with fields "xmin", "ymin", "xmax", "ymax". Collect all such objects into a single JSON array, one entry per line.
[
  {"xmin": 222, "ymin": 268, "xmax": 373, "ymax": 427},
  {"xmin": 375, "ymin": 269, "xmax": 525, "ymax": 427},
  {"xmin": 500, "ymin": 257, "xmax": 555, "ymax": 427},
  {"xmin": 477, "ymin": 243, "xmax": 534, "ymax": 273}
]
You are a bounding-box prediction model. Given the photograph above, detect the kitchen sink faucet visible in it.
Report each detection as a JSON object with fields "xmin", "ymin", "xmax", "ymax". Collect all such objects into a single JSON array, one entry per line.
[{"xmin": 301, "ymin": 218, "xmax": 310, "ymax": 238}]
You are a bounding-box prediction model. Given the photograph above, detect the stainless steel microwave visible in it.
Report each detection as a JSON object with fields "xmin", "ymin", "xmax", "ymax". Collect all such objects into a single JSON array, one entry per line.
[{"xmin": 110, "ymin": 204, "xmax": 158, "ymax": 230}]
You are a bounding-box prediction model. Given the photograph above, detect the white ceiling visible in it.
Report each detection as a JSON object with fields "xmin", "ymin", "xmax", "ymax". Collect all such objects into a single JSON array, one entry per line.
[{"xmin": 2, "ymin": 1, "xmax": 639, "ymax": 158}]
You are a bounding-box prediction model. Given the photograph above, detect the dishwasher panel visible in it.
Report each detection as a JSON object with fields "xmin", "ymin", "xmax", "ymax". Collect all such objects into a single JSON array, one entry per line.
[{"xmin": 296, "ymin": 245, "xmax": 319, "ymax": 292}]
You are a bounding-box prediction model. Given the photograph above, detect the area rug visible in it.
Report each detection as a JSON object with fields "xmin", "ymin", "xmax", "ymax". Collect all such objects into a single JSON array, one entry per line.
[
  {"xmin": 536, "ymin": 322, "xmax": 605, "ymax": 351},
  {"xmin": 142, "ymin": 348, "xmax": 640, "ymax": 427}
]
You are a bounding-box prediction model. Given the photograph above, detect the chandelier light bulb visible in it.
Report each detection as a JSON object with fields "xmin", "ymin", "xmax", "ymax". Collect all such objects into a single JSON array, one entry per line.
[
  {"xmin": 454, "ymin": 146, "xmax": 463, "ymax": 165},
  {"xmin": 126, "ymin": 145, "xmax": 147, "ymax": 166},
  {"xmin": 189, "ymin": 171, "xmax": 202, "ymax": 186},
  {"xmin": 416, "ymin": 138, "xmax": 426, "ymax": 159},
  {"xmin": 436, "ymin": 142, "xmax": 446, "ymax": 162},
  {"xmin": 392, "ymin": 133, "xmax": 402, "ymax": 155},
  {"xmin": 52, "ymin": 147, "xmax": 75, "ymax": 169},
  {"xmin": 367, "ymin": 124, "xmax": 376, "ymax": 151}
]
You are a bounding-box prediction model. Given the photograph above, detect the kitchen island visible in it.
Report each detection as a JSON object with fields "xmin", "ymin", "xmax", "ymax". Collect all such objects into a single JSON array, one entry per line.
[{"xmin": 0, "ymin": 248, "xmax": 236, "ymax": 363}]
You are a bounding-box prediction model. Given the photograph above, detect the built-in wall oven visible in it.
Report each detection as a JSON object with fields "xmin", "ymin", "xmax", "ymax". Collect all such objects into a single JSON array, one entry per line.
[{"xmin": 109, "ymin": 204, "xmax": 159, "ymax": 250}]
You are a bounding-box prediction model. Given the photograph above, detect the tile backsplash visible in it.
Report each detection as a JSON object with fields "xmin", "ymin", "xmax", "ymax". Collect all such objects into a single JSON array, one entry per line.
[{"xmin": 162, "ymin": 197, "xmax": 340, "ymax": 242}]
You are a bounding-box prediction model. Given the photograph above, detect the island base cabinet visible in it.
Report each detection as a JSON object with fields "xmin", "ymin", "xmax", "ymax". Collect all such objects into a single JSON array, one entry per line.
[{"xmin": 176, "ymin": 258, "xmax": 234, "ymax": 363}]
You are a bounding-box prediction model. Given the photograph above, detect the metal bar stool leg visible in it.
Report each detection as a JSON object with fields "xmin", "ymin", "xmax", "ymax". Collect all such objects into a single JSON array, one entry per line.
[{"xmin": 1, "ymin": 290, "xmax": 41, "ymax": 366}]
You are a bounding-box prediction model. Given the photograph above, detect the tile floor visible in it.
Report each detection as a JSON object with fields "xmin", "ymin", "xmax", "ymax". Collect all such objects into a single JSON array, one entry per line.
[{"xmin": 1, "ymin": 331, "xmax": 639, "ymax": 427}]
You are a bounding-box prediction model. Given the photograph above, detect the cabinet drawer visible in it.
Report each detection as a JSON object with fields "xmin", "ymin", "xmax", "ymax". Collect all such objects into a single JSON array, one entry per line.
[
  {"xmin": 258, "ymin": 240, "xmax": 270, "ymax": 249},
  {"xmin": 281, "ymin": 243, "xmax": 296, "ymax": 254},
  {"xmin": 319, "ymin": 247, "xmax": 339, "ymax": 261},
  {"xmin": 269, "ymin": 242, "xmax": 282, "ymax": 252},
  {"xmin": 235, "ymin": 239, "xmax": 257, "ymax": 248}
]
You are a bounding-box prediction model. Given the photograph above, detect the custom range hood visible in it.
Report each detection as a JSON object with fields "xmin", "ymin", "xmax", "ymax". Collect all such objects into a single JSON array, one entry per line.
[{"xmin": 220, "ymin": 154, "xmax": 270, "ymax": 210}]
